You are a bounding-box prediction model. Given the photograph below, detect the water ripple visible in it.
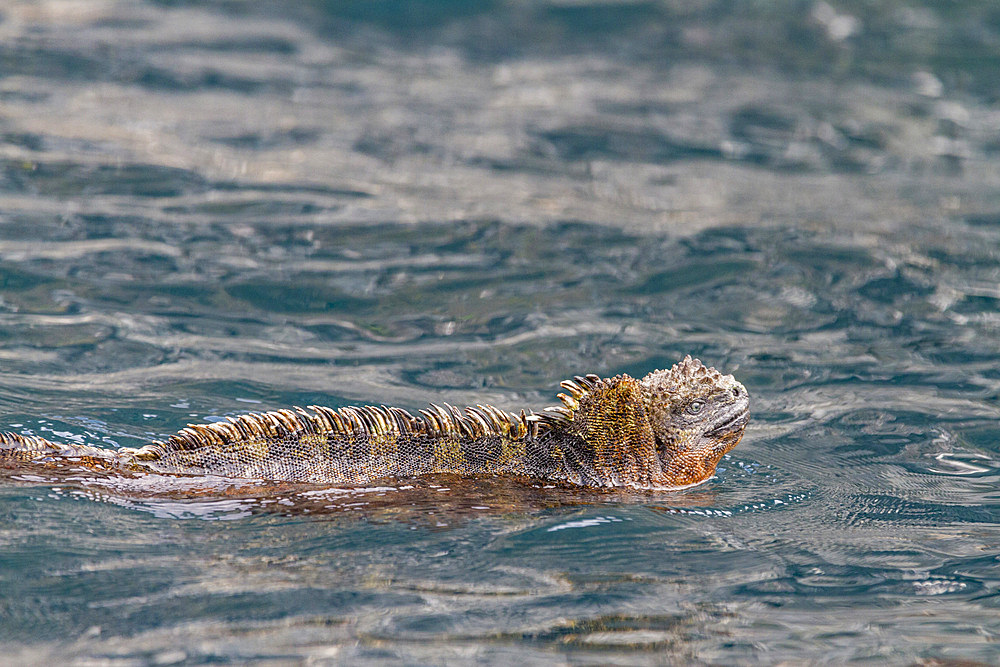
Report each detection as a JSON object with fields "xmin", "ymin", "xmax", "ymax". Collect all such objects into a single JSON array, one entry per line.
[{"xmin": 4, "ymin": 0, "xmax": 1000, "ymax": 663}]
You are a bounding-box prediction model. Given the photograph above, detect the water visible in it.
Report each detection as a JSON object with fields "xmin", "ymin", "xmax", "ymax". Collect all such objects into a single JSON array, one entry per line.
[{"xmin": 2, "ymin": 0, "xmax": 1000, "ymax": 663}]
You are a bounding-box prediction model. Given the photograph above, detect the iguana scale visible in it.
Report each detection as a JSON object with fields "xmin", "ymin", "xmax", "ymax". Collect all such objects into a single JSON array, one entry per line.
[{"xmin": 0, "ymin": 356, "xmax": 749, "ymax": 490}]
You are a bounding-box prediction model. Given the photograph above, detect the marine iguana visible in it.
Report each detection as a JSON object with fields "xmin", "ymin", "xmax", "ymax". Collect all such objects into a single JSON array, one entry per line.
[{"xmin": 0, "ymin": 356, "xmax": 748, "ymax": 490}]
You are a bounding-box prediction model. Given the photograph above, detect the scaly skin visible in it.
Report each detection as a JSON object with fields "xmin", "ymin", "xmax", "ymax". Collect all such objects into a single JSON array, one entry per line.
[{"xmin": 0, "ymin": 356, "xmax": 749, "ymax": 490}]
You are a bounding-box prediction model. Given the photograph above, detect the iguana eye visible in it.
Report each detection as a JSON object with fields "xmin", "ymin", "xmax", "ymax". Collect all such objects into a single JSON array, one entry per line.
[{"xmin": 687, "ymin": 401, "xmax": 704, "ymax": 415}]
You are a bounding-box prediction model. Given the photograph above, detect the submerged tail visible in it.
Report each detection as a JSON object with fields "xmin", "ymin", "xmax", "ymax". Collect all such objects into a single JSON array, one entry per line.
[{"xmin": 0, "ymin": 432, "xmax": 128, "ymax": 472}]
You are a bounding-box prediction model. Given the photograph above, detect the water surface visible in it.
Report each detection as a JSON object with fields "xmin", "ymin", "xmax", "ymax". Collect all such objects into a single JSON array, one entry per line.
[{"xmin": 2, "ymin": 1, "xmax": 1000, "ymax": 664}]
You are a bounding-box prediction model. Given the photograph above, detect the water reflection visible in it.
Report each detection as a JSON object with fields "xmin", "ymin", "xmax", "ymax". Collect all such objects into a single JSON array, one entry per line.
[{"xmin": 1, "ymin": 460, "xmax": 749, "ymax": 523}]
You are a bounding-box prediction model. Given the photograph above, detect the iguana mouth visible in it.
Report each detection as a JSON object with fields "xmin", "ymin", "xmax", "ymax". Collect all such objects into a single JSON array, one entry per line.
[{"xmin": 705, "ymin": 408, "xmax": 750, "ymax": 438}]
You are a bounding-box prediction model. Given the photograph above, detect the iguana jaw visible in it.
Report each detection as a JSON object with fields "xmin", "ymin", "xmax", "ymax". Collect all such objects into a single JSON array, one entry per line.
[
  {"xmin": 703, "ymin": 387, "xmax": 750, "ymax": 455},
  {"xmin": 704, "ymin": 396, "xmax": 750, "ymax": 440}
]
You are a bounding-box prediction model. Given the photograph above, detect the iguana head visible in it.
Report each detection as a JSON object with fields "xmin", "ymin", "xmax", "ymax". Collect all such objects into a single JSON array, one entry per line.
[{"xmin": 641, "ymin": 356, "xmax": 749, "ymax": 488}]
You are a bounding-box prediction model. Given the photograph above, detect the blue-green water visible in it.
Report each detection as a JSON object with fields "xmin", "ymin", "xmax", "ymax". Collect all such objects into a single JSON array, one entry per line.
[{"xmin": 2, "ymin": 1, "xmax": 1000, "ymax": 663}]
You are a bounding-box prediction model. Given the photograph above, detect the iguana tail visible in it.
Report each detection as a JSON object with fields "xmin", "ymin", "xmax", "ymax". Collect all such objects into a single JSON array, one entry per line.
[{"xmin": 0, "ymin": 431, "xmax": 129, "ymax": 472}]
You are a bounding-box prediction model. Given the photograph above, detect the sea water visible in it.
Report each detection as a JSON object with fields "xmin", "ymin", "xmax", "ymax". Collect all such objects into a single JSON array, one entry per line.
[{"xmin": 1, "ymin": 1, "xmax": 1000, "ymax": 663}]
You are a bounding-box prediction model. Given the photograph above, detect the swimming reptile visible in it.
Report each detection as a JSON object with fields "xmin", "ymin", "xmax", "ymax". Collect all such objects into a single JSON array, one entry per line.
[{"xmin": 0, "ymin": 356, "xmax": 749, "ymax": 490}]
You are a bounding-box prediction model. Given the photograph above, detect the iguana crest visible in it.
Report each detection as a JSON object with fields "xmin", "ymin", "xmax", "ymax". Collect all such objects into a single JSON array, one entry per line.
[{"xmin": 1, "ymin": 356, "xmax": 749, "ymax": 490}]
